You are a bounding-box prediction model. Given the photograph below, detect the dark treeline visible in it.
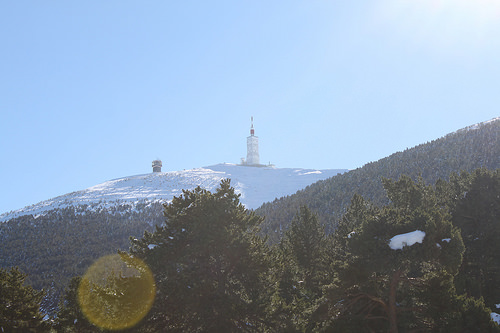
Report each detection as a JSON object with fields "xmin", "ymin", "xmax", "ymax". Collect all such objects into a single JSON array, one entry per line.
[{"xmin": 2, "ymin": 171, "xmax": 500, "ymax": 332}]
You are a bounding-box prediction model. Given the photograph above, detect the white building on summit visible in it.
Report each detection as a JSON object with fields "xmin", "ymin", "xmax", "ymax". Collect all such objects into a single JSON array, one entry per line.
[
  {"xmin": 246, "ymin": 117, "xmax": 260, "ymax": 165},
  {"xmin": 240, "ymin": 117, "xmax": 273, "ymax": 167}
]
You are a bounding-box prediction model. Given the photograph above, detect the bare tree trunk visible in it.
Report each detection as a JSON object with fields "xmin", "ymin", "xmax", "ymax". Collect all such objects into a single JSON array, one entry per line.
[{"xmin": 388, "ymin": 270, "xmax": 402, "ymax": 333}]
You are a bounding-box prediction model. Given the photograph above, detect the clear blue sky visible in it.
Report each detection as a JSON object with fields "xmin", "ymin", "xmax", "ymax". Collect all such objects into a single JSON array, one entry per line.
[{"xmin": 1, "ymin": 0, "xmax": 500, "ymax": 214}]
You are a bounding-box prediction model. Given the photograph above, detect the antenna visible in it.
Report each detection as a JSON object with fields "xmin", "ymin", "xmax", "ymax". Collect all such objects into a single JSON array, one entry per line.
[{"xmin": 250, "ymin": 116, "xmax": 255, "ymax": 136}]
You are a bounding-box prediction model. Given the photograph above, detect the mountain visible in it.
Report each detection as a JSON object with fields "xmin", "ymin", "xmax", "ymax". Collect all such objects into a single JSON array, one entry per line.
[
  {"xmin": 2, "ymin": 117, "xmax": 499, "ymax": 313},
  {"xmin": 256, "ymin": 117, "xmax": 500, "ymax": 242},
  {"xmin": 0, "ymin": 164, "xmax": 347, "ymax": 222},
  {"xmin": 0, "ymin": 163, "xmax": 346, "ymax": 312}
]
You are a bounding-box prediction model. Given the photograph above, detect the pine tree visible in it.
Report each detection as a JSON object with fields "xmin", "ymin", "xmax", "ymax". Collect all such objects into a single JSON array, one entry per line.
[
  {"xmin": 0, "ymin": 267, "xmax": 50, "ymax": 332},
  {"xmin": 331, "ymin": 193, "xmax": 375, "ymax": 261},
  {"xmin": 282, "ymin": 206, "xmax": 328, "ymax": 292},
  {"xmin": 272, "ymin": 206, "xmax": 331, "ymax": 331},
  {"xmin": 325, "ymin": 175, "xmax": 469, "ymax": 332},
  {"xmin": 54, "ymin": 276, "xmax": 101, "ymax": 332},
  {"xmin": 450, "ymin": 169, "xmax": 500, "ymax": 309},
  {"xmin": 129, "ymin": 179, "xmax": 272, "ymax": 332}
]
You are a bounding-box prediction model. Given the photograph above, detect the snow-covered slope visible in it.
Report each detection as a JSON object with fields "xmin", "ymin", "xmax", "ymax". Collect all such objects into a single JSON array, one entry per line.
[{"xmin": 0, "ymin": 164, "xmax": 347, "ymax": 222}]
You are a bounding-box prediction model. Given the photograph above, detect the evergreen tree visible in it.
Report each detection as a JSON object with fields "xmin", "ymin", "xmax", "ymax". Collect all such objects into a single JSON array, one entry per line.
[
  {"xmin": 282, "ymin": 206, "xmax": 328, "ymax": 292},
  {"xmin": 324, "ymin": 176, "xmax": 469, "ymax": 332},
  {"xmin": 54, "ymin": 276, "xmax": 101, "ymax": 332},
  {"xmin": 129, "ymin": 179, "xmax": 272, "ymax": 332},
  {"xmin": 448, "ymin": 169, "xmax": 500, "ymax": 309},
  {"xmin": 331, "ymin": 194, "xmax": 375, "ymax": 261},
  {"xmin": 272, "ymin": 206, "xmax": 331, "ymax": 331},
  {"xmin": 0, "ymin": 267, "xmax": 50, "ymax": 332}
]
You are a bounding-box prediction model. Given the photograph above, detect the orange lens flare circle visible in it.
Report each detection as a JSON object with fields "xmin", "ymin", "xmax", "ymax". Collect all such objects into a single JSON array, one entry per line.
[{"xmin": 78, "ymin": 254, "xmax": 155, "ymax": 330}]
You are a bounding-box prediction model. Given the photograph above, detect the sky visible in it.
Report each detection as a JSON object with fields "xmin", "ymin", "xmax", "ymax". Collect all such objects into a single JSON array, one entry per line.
[{"xmin": 1, "ymin": 0, "xmax": 500, "ymax": 214}]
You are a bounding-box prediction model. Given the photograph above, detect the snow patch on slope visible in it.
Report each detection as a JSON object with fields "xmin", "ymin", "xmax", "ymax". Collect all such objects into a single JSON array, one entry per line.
[
  {"xmin": 0, "ymin": 164, "xmax": 346, "ymax": 222},
  {"xmin": 460, "ymin": 117, "xmax": 500, "ymax": 132}
]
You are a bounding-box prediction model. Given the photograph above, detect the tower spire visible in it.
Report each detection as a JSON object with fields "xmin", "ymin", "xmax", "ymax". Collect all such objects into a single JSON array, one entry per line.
[{"xmin": 246, "ymin": 116, "xmax": 260, "ymax": 165}]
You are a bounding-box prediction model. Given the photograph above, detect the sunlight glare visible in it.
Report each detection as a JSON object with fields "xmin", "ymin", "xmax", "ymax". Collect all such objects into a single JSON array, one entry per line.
[
  {"xmin": 373, "ymin": 0, "xmax": 500, "ymax": 55},
  {"xmin": 78, "ymin": 254, "xmax": 155, "ymax": 331}
]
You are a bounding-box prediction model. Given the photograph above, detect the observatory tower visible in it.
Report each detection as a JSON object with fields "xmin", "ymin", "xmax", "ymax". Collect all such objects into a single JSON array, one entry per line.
[
  {"xmin": 246, "ymin": 117, "xmax": 260, "ymax": 165},
  {"xmin": 152, "ymin": 160, "xmax": 162, "ymax": 172}
]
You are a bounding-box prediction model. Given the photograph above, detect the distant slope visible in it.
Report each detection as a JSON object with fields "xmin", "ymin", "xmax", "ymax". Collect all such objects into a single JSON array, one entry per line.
[
  {"xmin": 256, "ymin": 117, "xmax": 500, "ymax": 241},
  {"xmin": 206, "ymin": 164, "xmax": 346, "ymax": 209},
  {"xmin": 0, "ymin": 164, "xmax": 346, "ymax": 222}
]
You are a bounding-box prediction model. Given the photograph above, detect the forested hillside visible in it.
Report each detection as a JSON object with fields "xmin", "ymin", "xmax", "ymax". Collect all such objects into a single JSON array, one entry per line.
[
  {"xmin": 3, "ymin": 174, "xmax": 500, "ymax": 332},
  {"xmin": 257, "ymin": 118, "xmax": 500, "ymax": 242},
  {"xmin": 0, "ymin": 203, "xmax": 163, "ymax": 313}
]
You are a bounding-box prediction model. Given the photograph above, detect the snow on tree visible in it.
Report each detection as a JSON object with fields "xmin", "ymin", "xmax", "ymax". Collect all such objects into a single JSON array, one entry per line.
[{"xmin": 388, "ymin": 230, "xmax": 426, "ymax": 250}]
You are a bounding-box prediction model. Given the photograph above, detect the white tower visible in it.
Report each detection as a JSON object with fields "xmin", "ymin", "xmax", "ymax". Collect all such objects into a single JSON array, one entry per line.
[{"xmin": 246, "ymin": 117, "xmax": 260, "ymax": 165}]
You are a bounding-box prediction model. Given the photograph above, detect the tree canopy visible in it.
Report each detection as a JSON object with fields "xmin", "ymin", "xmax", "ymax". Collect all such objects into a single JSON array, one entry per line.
[
  {"xmin": 129, "ymin": 179, "xmax": 273, "ymax": 332},
  {"xmin": 0, "ymin": 267, "xmax": 49, "ymax": 332},
  {"xmin": 6, "ymin": 169, "xmax": 500, "ymax": 332}
]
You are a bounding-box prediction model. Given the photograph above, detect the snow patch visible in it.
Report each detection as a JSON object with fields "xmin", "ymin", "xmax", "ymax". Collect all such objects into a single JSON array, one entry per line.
[
  {"xmin": 0, "ymin": 164, "xmax": 347, "ymax": 222},
  {"xmin": 389, "ymin": 230, "xmax": 426, "ymax": 250},
  {"xmin": 491, "ymin": 312, "xmax": 500, "ymax": 324},
  {"xmin": 299, "ymin": 171, "xmax": 322, "ymax": 176},
  {"xmin": 461, "ymin": 117, "xmax": 500, "ymax": 132}
]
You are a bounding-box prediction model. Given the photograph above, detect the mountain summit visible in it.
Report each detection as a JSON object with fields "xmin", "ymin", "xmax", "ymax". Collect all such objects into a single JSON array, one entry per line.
[
  {"xmin": 0, "ymin": 164, "xmax": 347, "ymax": 222},
  {"xmin": 1, "ymin": 116, "xmax": 347, "ymax": 222}
]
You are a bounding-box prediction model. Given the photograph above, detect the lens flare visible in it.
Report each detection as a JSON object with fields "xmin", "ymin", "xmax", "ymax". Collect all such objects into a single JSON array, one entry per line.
[{"xmin": 78, "ymin": 253, "xmax": 155, "ymax": 330}]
